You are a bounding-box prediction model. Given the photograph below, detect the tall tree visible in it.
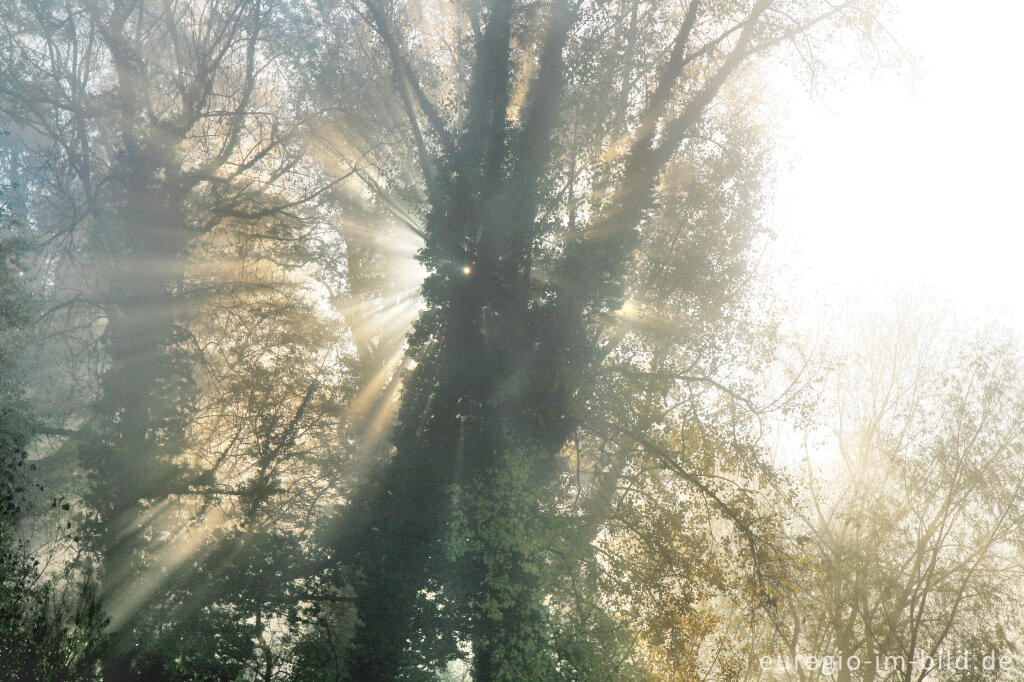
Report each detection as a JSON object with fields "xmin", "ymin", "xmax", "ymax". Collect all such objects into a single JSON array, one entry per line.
[
  {"xmin": 0, "ymin": 0, "xmax": 340, "ymax": 676},
  {"xmin": 293, "ymin": 0, "xmax": 888, "ymax": 678}
]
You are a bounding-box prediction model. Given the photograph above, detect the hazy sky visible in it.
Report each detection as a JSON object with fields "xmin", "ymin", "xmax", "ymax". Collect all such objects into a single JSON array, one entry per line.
[{"xmin": 771, "ymin": 0, "xmax": 1024, "ymax": 327}]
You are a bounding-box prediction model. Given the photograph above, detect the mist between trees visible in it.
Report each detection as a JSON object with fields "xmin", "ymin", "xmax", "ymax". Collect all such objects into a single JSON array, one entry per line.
[{"xmin": 2, "ymin": 0, "xmax": 1021, "ymax": 681}]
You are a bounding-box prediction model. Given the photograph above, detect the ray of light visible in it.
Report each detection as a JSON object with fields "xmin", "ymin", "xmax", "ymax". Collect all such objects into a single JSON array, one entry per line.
[
  {"xmin": 105, "ymin": 506, "xmax": 226, "ymax": 632},
  {"xmin": 104, "ymin": 507, "xmax": 223, "ymax": 630}
]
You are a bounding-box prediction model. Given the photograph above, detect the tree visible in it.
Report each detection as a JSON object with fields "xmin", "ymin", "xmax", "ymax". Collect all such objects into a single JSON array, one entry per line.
[
  {"xmin": 776, "ymin": 305, "xmax": 1024, "ymax": 682},
  {"xmin": 289, "ymin": 0, "xmax": 888, "ymax": 678},
  {"xmin": 0, "ymin": 189, "xmax": 107, "ymax": 682},
  {"xmin": 0, "ymin": 0, "xmax": 347, "ymax": 676}
]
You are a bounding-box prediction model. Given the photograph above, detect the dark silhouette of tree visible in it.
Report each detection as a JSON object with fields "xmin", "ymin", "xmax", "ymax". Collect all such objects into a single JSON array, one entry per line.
[{"xmin": 294, "ymin": 0, "xmax": 887, "ymax": 678}]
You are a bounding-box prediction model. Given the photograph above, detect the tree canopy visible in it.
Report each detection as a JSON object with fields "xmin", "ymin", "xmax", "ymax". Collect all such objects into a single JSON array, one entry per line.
[{"xmin": 4, "ymin": 1, "xmax": 1022, "ymax": 682}]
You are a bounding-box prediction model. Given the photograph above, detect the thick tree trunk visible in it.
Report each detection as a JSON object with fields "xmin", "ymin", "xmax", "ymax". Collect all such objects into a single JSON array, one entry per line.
[
  {"xmin": 89, "ymin": 176, "xmax": 195, "ymax": 680},
  {"xmin": 338, "ymin": 0, "xmax": 770, "ymax": 675}
]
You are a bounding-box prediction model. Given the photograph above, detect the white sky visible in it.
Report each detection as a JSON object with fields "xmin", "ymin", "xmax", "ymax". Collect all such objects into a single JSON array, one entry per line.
[{"xmin": 769, "ymin": 0, "xmax": 1024, "ymax": 328}]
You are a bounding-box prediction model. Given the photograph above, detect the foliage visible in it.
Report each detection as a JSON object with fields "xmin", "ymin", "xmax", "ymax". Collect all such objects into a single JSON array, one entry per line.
[
  {"xmin": 775, "ymin": 308, "xmax": 1024, "ymax": 682},
  {"xmin": 8, "ymin": 2, "xmax": 1007, "ymax": 682},
  {"xmin": 0, "ymin": 195, "xmax": 107, "ymax": 681}
]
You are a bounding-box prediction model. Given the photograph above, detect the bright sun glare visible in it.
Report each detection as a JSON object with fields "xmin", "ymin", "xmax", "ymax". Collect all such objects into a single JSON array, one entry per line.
[{"xmin": 771, "ymin": 0, "xmax": 1024, "ymax": 328}]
